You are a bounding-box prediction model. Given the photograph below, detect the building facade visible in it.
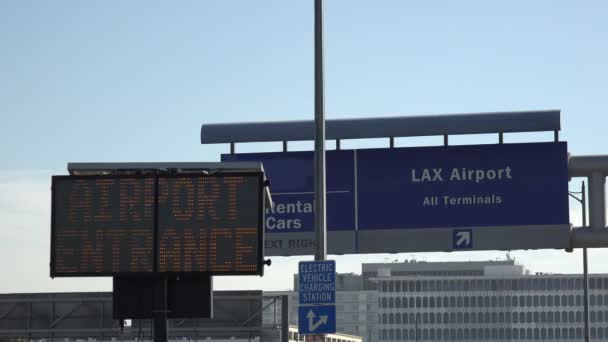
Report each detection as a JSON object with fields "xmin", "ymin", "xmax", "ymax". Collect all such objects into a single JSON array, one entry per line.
[
  {"xmin": 281, "ymin": 260, "xmax": 608, "ymax": 342},
  {"xmin": 369, "ymin": 261, "xmax": 608, "ymax": 341}
]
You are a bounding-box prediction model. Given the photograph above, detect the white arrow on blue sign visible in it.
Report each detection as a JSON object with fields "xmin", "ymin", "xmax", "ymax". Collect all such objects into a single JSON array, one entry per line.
[
  {"xmin": 453, "ymin": 229, "xmax": 473, "ymax": 249},
  {"xmin": 298, "ymin": 305, "xmax": 336, "ymax": 335}
]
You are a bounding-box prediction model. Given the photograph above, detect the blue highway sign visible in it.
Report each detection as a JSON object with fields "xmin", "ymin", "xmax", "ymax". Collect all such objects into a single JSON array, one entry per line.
[
  {"xmin": 223, "ymin": 142, "xmax": 570, "ymax": 255},
  {"xmin": 298, "ymin": 305, "xmax": 336, "ymax": 335},
  {"xmin": 298, "ymin": 260, "xmax": 336, "ymax": 305}
]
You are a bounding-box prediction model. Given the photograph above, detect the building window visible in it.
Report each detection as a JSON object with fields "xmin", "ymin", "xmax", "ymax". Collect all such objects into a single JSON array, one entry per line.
[
  {"xmin": 388, "ymin": 298, "xmax": 394, "ymax": 308},
  {"xmin": 395, "ymin": 297, "xmax": 401, "ymax": 308},
  {"xmin": 381, "ymin": 314, "xmax": 387, "ymax": 324},
  {"xmin": 429, "ymin": 296, "xmax": 435, "ymax": 308},
  {"xmin": 409, "ymin": 297, "xmax": 414, "ymax": 308},
  {"xmin": 548, "ymin": 295, "xmax": 553, "ymax": 306}
]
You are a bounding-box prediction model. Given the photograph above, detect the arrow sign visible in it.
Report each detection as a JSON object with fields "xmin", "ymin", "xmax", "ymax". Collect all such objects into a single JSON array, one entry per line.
[
  {"xmin": 453, "ymin": 229, "xmax": 473, "ymax": 249},
  {"xmin": 298, "ymin": 306, "xmax": 336, "ymax": 335},
  {"xmin": 306, "ymin": 309, "xmax": 329, "ymax": 332}
]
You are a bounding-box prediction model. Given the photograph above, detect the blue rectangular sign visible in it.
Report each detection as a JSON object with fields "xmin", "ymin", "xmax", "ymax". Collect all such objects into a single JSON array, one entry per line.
[
  {"xmin": 298, "ymin": 305, "xmax": 337, "ymax": 335},
  {"xmin": 223, "ymin": 142, "xmax": 570, "ymax": 254},
  {"xmin": 298, "ymin": 260, "xmax": 336, "ymax": 305},
  {"xmin": 356, "ymin": 142, "xmax": 569, "ymax": 229}
]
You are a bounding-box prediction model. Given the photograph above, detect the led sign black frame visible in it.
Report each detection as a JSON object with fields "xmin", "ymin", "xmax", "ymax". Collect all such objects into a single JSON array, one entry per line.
[{"xmin": 50, "ymin": 172, "xmax": 265, "ymax": 278}]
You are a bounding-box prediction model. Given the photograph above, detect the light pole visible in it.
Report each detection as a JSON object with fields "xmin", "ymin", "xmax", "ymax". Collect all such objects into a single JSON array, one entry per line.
[
  {"xmin": 569, "ymin": 181, "xmax": 589, "ymax": 342},
  {"xmin": 313, "ymin": 0, "xmax": 327, "ymax": 263}
]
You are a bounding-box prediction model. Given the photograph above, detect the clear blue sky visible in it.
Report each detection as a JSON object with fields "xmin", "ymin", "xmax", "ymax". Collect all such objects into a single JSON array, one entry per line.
[{"xmin": 1, "ymin": 1, "xmax": 608, "ymax": 292}]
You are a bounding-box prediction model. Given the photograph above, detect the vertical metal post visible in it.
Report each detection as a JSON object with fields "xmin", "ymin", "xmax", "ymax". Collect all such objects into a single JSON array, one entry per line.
[
  {"xmin": 314, "ymin": 0, "xmax": 327, "ymax": 262},
  {"xmin": 582, "ymin": 181, "xmax": 590, "ymax": 342},
  {"xmin": 281, "ymin": 295, "xmax": 289, "ymax": 342},
  {"xmin": 153, "ymin": 278, "xmax": 168, "ymax": 342}
]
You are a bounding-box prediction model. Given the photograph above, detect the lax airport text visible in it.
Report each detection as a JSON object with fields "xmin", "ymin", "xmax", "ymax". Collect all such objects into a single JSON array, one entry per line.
[{"xmin": 411, "ymin": 166, "xmax": 513, "ymax": 183}]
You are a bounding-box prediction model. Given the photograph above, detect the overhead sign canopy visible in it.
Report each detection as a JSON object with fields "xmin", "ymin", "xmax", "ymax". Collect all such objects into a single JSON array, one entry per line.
[
  {"xmin": 223, "ymin": 142, "xmax": 570, "ymax": 255},
  {"xmin": 201, "ymin": 110, "xmax": 561, "ymax": 143},
  {"xmin": 51, "ymin": 170, "xmax": 266, "ymax": 276}
]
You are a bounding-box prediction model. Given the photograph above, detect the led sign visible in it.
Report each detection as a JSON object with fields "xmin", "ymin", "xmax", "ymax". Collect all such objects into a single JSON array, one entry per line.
[{"xmin": 51, "ymin": 173, "xmax": 263, "ymax": 277}]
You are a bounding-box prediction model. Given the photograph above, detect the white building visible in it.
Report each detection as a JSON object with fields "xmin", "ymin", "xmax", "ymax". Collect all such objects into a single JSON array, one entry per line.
[
  {"xmin": 274, "ymin": 260, "xmax": 608, "ymax": 342},
  {"xmin": 368, "ymin": 260, "xmax": 608, "ymax": 341}
]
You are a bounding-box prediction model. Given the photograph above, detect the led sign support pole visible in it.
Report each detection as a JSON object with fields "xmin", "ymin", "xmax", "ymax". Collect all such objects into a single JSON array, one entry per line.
[
  {"xmin": 153, "ymin": 278, "xmax": 168, "ymax": 342},
  {"xmin": 314, "ymin": 0, "xmax": 327, "ymax": 263}
]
